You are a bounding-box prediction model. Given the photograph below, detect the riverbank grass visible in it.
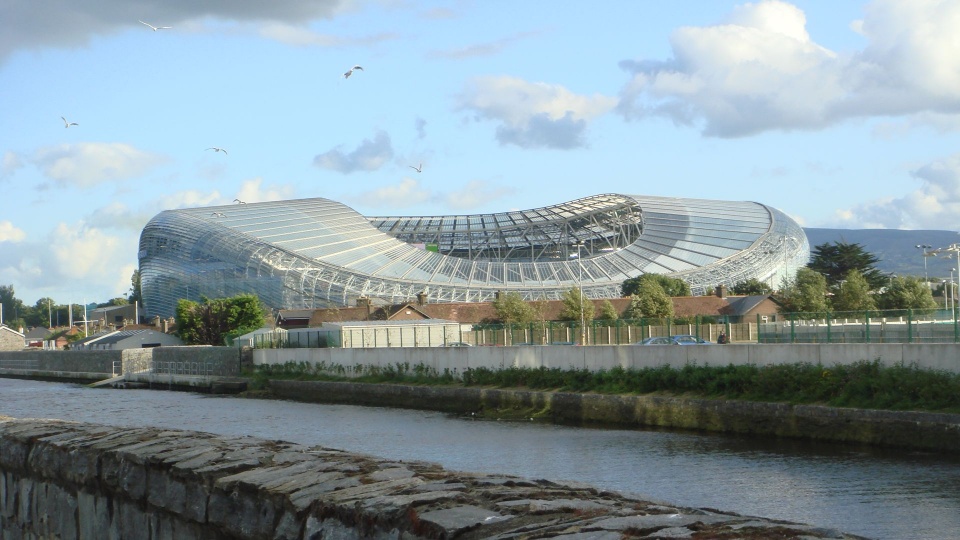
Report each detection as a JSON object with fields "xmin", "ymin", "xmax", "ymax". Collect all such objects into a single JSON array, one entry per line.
[{"xmin": 248, "ymin": 359, "xmax": 960, "ymax": 413}]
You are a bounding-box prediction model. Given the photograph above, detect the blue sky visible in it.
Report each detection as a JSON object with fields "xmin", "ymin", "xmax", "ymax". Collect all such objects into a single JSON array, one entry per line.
[{"xmin": 2, "ymin": 0, "xmax": 960, "ymax": 307}]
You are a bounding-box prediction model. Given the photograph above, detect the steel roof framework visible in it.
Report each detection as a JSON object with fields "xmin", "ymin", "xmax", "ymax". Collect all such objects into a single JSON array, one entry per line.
[{"xmin": 139, "ymin": 195, "xmax": 809, "ymax": 318}]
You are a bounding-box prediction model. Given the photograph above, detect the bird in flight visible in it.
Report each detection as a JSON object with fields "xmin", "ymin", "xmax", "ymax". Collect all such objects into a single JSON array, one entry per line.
[
  {"xmin": 139, "ymin": 20, "xmax": 171, "ymax": 31},
  {"xmin": 343, "ymin": 65, "xmax": 363, "ymax": 79},
  {"xmin": 233, "ymin": 199, "xmax": 246, "ymax": 204},
  {"xmin": 409, "ymin": 163, "xmax": 422, "ymax": 173},
  {"xmin": 61, "ymin": 116, "xmax": 78, "ymax": 128},
  {"xmin": 206, "ymin": 147, "xmax": 228, "ymax": 155},
  {"xmin": 211, "ymin": 212, "xmax": 225, "ymax": 217}
]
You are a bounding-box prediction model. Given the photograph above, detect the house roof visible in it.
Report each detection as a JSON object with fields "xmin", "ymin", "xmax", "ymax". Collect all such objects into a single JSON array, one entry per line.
[
  {"xmin": 23, "ymin": 327, "xmax": 52, "ymax": 340},
  {"xmin": 724, "ymin": 295, "xmax": 773, "ymax": 316},
  {"xmin": 0, "ymin": 325, "xmax": 25, "ymax": 337}
]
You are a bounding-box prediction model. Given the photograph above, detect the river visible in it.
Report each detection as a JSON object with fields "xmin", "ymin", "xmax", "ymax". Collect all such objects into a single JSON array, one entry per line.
[{"xmin": 1, "ymin": 378, "xmax": 958, "ymax": 540}]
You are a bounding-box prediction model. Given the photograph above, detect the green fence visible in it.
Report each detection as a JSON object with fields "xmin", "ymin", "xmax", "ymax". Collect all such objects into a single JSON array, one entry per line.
[{"xmin": 758, "ymin": 308, "xmax": 960, "ymax": 344}]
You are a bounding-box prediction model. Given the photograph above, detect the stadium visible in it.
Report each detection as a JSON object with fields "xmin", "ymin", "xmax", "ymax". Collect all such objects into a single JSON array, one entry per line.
[{"xmin": 138, "ymin": 194, "xmax": 809, "ymax": 318}]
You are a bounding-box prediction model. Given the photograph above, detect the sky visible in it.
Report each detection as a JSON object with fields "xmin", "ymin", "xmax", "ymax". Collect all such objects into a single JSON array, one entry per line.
[{"xmin": 2, "ymin": 0, "xmax": 960, "ymax": 308}]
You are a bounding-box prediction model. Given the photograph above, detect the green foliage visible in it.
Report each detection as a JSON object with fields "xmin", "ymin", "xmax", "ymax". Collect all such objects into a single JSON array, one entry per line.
[
  {"xmin": 558, "ymin": 287, "xmax": 595, "ymax": 324},
  {"xmin": 877, "ymin": 276, "xmax": 939, "ymax": 311},
  {"xmin": 830, "ymin": 269, "xmax": 876, "ymax": 312},
  {"xmin": 621, "ymin": 274, "xmax": 691, "ymax": 297},
  {"xmin": 596, "ymin": 299, "xmax": 618, "ymax": 320},
  {"xmin": 176, "ymin": 294, "xmax": 267, "ymax": 345},
  {"xmin": 0, "ymin": 284, "xmax": 26, "ymax": 328},
  {"xmin": 128, "ymin": 269, "xmax": 142, "ymax": 305},
  {"xmin": 731, "ymin": 278, "xmax": 773, "ymax": 296},
  {"xmin": 492, "ymin": 291, "xmax": 536, "ymax": 325},
  {"xmin": 622, "ymin": 280, "xmax": 674, "ymax": 319},
  {"xmin": 777, "ymin": 267, "xmax": 829, "ymax": 313},
  {"xmin": 808, "ymin": 241, "xmax": 885, "ymax": 291}
]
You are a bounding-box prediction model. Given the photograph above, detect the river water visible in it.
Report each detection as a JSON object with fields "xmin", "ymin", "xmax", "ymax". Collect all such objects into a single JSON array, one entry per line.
[{"xmin": 1, "ymin": 379, "xmax": 958, "ymax": 540}]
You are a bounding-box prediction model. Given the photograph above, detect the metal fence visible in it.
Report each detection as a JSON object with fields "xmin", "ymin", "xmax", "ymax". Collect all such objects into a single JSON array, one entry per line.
[{"xmin": 759, "ymin": 308, "xmax": 960, "ymax": 343}]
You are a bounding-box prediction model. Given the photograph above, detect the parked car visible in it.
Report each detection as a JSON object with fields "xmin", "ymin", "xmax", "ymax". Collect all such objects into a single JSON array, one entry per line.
[
  {"xmin": 635, "ymin": 335, "xmax": 711, "ymax": 345},
  {"xmin": 439, "ymin": 342, "xmax": 473, "ymax": 347}
]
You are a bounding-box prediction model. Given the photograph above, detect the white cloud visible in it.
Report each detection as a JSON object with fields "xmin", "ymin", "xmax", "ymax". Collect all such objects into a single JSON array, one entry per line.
[
  {"xmin": 32, "ymin": 143, "xmax": 165, "ymax": 188},
  {"xmin": 159, "ymin": 189, "xmax": 223, "ymax": 209},
  {"xmin": 827, "ymin": 153, "xmax": 960, "ymax": 230},
  {"xmin": 85, "ymin": 202, "xmax": 153, "ymax": 232},
  {"xmin": 349, "ymin": 178, "xmax": 432, "ymax": 208},
  {"xmin": 0, "ymin": 221, "xmax": 26, "ymax": 242},
  {"xmin": 1, "ymin": 151, "xmax": 23, "ymax": 180},
  {"xmin": 314, "ymin": 130, "xmax": 394, "ymax": 173},
  {"xmin": 0, "ymin": 0, "xmax": 354, "ymax": 62},
  {"xmin": 617, "ymin": 0, "xmax": 960, "ymax": 137},
  {"xmin": 458, "ymin": 76, "xmax": 616, "ymax": 149},
  {"xmin": 442, "ymin": 180, "xmax": 516, "ymax": 210},
  {"xmin": 428, "ymin": 31, "xmax": 540, "ymax": 60},
  {"xmin": 233, "ymin": 177, "xmax": 295, "ymax": 203}
]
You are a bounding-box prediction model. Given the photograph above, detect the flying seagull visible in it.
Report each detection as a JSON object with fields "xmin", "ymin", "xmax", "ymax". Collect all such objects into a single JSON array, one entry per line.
[
  {"xmin": 139, "ymin": 20, "xmax": 171, "ymax": 31},
  {"xmin": 234, "ymin": 199, "xmax": 246, "ymax": 204},
  {"xmin": 206, "ymin": 147, "xmax": 228, "ymax": 155},
  {"xmin": 343, "ymin": 65, "xmax": 363, "ymax": 79},
  {"xmin": 409, "ymin": 163, "xmax": 422, "ymax": 173},
  {"xmin": 61, "ymin": 116, "xmax": 78, "ymax": 128}
]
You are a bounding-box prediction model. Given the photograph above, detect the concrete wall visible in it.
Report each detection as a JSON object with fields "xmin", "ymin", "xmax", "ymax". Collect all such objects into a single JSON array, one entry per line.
[
  {"xmin": 254, "ymin": 342, "xmax": 960, "ymax": 375},
  {"xmin": 0, "ymin": 347, "xmax": 241, "ymax": 381}
]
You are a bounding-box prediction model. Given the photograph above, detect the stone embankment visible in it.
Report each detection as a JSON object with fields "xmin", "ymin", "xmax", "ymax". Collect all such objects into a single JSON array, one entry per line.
[
  {"xmin": 0, "ymin": 416, "xmax": 866, "ymax": 540},
  {"xmin": 267, "ymin": 380, "xmax": 960, "ymax": 453}
]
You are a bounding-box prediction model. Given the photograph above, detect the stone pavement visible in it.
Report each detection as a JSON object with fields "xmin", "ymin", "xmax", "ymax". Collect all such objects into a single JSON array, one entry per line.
[{"xmin": 0, "ymin": 416, "xmax": 869, "ymax": 539}]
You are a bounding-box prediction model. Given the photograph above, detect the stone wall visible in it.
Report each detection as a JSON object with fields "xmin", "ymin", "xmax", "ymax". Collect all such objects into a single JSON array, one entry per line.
[
  {"xmin": 268, "ymin": 380, "xmax": 960, "ymax": 453},
  {"xmin": 0, "ymin": 416, "xmax": 865, "ymax": 539}
]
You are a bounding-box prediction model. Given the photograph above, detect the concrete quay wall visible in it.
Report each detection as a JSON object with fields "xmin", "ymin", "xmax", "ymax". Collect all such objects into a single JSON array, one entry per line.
[
  {"xmin": 0, "ymin": 416, "xmax": 866, "ymax": 540},
  {"xmin": 269, "ymin": 380, "xmax": 960, "ymax": 453},
  {"xmin": 0, "ymin": 347, "xmax": 240, "ymax": 383},
  {"xmin": 254, "ymin": 342, "xmax": 960, "ymax": 375}
]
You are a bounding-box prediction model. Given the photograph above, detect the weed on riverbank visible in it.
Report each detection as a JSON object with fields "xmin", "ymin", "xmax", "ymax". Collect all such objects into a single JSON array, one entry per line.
[{"xmin": 247, "ymin": 360, "xmax": 960, "ymax": 413}]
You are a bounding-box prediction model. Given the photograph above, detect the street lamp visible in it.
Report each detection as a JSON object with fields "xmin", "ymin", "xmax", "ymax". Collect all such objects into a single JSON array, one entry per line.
[
  {"xmin": 916, "ymin": 244, "xmax": 933, "ymax": 284},
  {"xmin": 573, "ymin": 241, "xmax": 585, "ymax": 345}
]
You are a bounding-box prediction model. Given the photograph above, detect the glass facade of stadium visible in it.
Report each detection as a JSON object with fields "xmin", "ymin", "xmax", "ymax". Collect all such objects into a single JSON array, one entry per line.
[{"xmin": 138, "ymin": 194, "xmax": 809, "ymax": 318}]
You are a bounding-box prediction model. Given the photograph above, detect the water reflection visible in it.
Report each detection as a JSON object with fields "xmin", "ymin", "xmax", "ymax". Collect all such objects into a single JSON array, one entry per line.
[{"xmin": 1, "ymin": 379, "xmax": 958, "ymax": 540}]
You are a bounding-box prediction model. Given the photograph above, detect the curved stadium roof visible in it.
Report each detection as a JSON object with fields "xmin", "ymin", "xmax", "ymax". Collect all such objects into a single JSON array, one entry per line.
[{"xmin": 138, "ymin": 194, "xmax": 809, "ymax": 318}]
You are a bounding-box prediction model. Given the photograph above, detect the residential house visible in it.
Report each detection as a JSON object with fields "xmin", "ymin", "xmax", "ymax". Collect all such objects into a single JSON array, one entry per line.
[
  {"xmin": 23, "ymin": 327, "xmax": 52, "ymax": 348},
  {"xmin": 280, "ymin": 285, "xmax": 782, "ymax": 327},
  {"xmin": 71, "ymin": 329, "xmax": 184, "ymax": 350},
  {"xmin": 0, "ymin": 325, "xmax": 25, "ymax": 351}
]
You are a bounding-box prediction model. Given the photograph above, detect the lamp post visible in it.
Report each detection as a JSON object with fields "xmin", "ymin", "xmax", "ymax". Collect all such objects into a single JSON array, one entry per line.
[
  {"xmin": 574, "ymin": 241, "xmax": 585, "ymax": 345},
  {"xmin": 916, "ymin": 244, "xmax": 933, "ymax": 284}
]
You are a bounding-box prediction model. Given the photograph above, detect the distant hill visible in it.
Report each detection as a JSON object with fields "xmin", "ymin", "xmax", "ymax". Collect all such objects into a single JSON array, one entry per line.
[{"xmin": 803, "ymin": 228, "xmax": 960, "ymax": 281}]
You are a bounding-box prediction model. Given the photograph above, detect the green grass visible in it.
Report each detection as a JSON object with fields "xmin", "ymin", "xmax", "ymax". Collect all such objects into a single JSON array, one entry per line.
[{"xmin": 247, "ymin": 360, "xmax": 960, "ymax": 414}]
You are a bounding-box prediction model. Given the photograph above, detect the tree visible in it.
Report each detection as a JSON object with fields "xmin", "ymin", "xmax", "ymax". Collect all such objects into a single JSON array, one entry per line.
[
  {"xmin": 176, "ymin": 294, "xmax": 267, "ymax": 345},
  {"xmin": 831, "ymin": 269, "xmax": 876, "ymax": 312},
  {"xmin": 777, "ymin": 267, "xmax": 829, "ymax": 313},
  {"xmin": 807, "ymin": 241, "xmax": 885, "ymax": 291},
  {"xmin": 622, "ymin": 280, "xmax": 674, "ymax": 319},
  {"xmin": 558, "ymin": 287, "xmax": 595, "ymax": 325},
  {"xmin": 596, "ymin": 299, "xmax": 618, "ymax": 320},
  {"xmin": 731, "ymin": 278, "xmax": 773, "ymax": 296},
  {"xmin": 0, "ymin": 284, "xmax": 26, "ymax": 329},
  {"xmin": 877, "ymin": 276, "xmax": 939, "ymax": 311},
  {"xmin": 128, "ymin": 269, "xmax": 142, "ymax": 305},
  {"xmin": 492, "ymin": 291, "xmax": 535, "ymax": 325},
  {"xmin": 621, "ymin": 274, "xmax": 690, "ymax": 297}
]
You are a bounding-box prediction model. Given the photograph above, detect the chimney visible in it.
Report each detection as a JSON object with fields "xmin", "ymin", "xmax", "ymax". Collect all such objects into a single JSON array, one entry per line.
[
  {"xmin": 162, "ymin": 319, "xmax": 169, "ymax": 333},
  {"xmin": 357, "ymin": 297, "xmax": 372, "ymax": 319},
  {"xmin": 153, "ymin": 315, "xmax": 161, "ymax": 328},
  {"xmin": 416, "ymin": 291, "xmax": 427, "ymax": 306},
  {"xmin": 715, "ymin": 285, "xmax": 727, "ymax": 299}
]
